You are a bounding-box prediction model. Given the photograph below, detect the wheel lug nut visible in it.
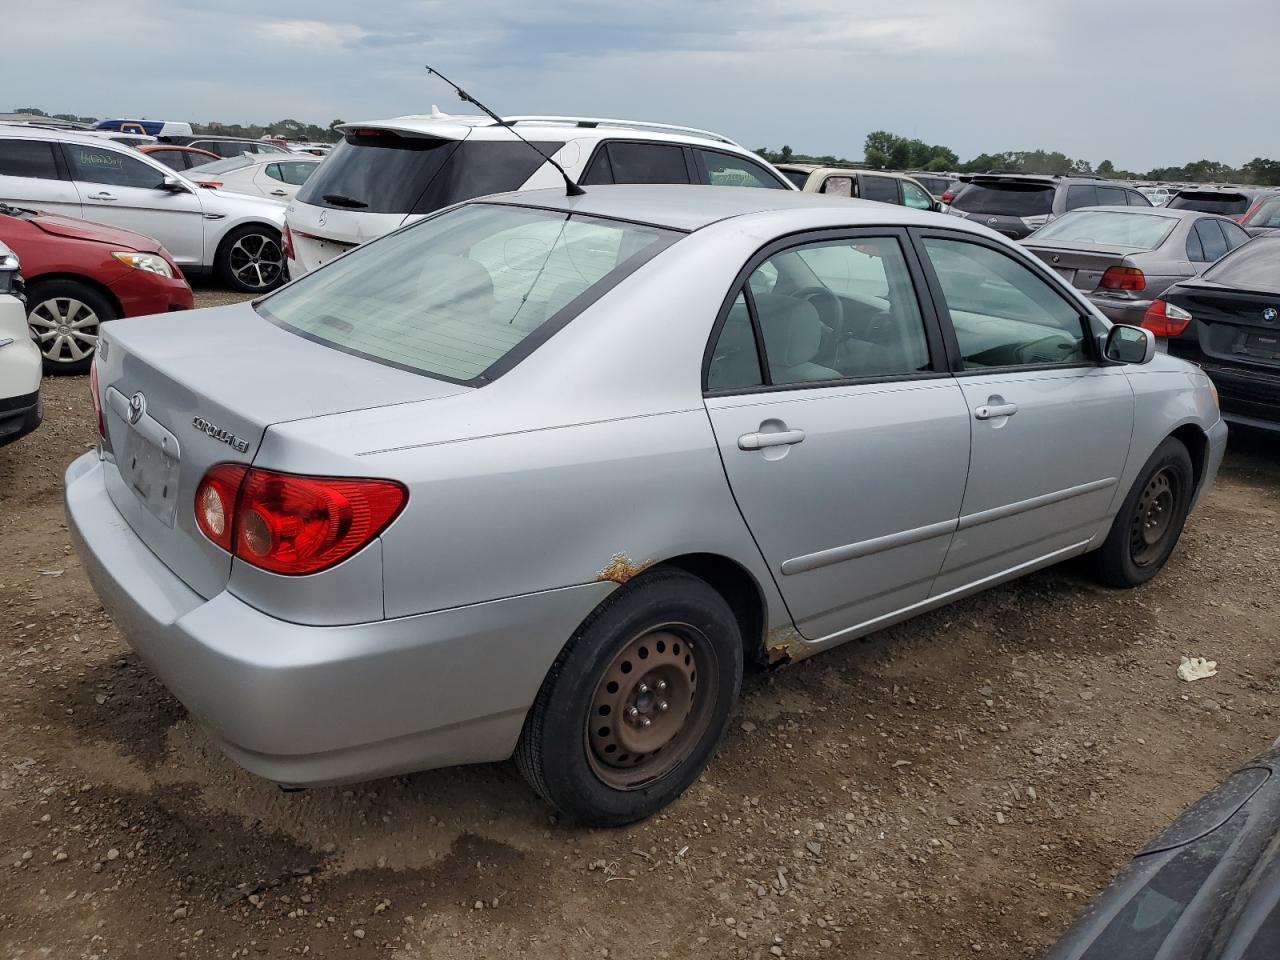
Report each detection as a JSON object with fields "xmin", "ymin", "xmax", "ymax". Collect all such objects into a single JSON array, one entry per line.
[
  {"xmin": 658, "ymin": 700, "xmax": 669, "ymax": 712},
  {"xmin": 627, "ymin": 706, "xmax": 639, "ymax": 721},
  {"xmin": 637, "ymin": 682, "xmax": 649, "ymax": 695},
  {"xmin": 656, "ymin": 680, "xmax": 667, "ymax": 692},
  {"xmin": 641, "ymin": 717, "xmax": 652, "ymax": 728}
]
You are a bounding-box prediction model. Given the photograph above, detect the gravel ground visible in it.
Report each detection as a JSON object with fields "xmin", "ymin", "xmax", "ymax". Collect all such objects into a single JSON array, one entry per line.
[{"xmin": 2, "ymin": 288, "xmax": 1278, "ymax": 959}]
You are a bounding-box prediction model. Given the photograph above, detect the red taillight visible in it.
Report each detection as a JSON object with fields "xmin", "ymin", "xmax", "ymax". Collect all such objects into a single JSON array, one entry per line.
[
  {"xmin": 194, "ymin": 465, "xmax": 406, "ymax": 575},
  {"xmin": 195, "ymin": 180, "xmax": 221, "ymax": 189},
  {"xmin": 941, "ymin": 190, "xmax": 955, "ymax": 203},
  {"xmin": 89, "ymin": 360, "xmax": 105, "ymax": 440},
  {"xmin": 281, "ymin": 222, "xmax": 295, "ymax": 261},
  {"xmin": 1100, "ymin": 266, "xmax": 1147, "ymax": 292},
  {"xmin": 1142, "ymin": 299, "xmax": 1193, "ymax": 337}
]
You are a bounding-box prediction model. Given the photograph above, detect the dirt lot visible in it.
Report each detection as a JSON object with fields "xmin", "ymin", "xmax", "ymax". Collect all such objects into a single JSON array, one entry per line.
[{"xmin": 2, "ymin": 288, "xmax": 1278, "ymax": 959}]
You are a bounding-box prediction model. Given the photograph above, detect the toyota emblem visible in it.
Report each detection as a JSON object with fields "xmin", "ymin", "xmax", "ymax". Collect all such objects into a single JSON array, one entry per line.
[
  {"xmin": 1264, "ymin": 307, "xmax": 1278, "ymax": 323},
  {"xmin": 127, "ymin": 392, "xmax": 145, "ymax": 425}
]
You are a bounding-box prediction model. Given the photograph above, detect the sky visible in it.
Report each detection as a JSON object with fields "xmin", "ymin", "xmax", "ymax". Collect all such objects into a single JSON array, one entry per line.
[{"xmin": 8, "ymin": 0, "xmax": 1279, "ymax": 171}]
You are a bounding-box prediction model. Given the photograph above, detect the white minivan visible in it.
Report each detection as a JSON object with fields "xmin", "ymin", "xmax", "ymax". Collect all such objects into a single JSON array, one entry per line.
[{"xmin": 284, "ymin": 112, "xmax": 794, "ymax": 277}]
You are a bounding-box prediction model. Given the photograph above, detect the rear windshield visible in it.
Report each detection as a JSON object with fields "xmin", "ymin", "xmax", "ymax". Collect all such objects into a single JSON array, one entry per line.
[
  {"xmin": 1243, "ymin": 197, "xmax": 1280, "ymax": 229},
  {"xmin": 295, "ymin": 131, "xmax": 565, "ymax": 216},
  {"xmin": 190, "ymin": 155, "xmax": 253, "ymax": 176},
  {"xmin": 950, "ymin": 181, "xmax": 1054, "ymax": 216},
  {"xmin": 256, "ymin": 203, "xmax": 678, "ymax": 382},
  {"xmin": 1202, "ymin": 238, "xmax": 1280, "ymax": 293},
  {"xmin": 1031, "ymin": 211, "xmax": 1176, "ymax": 250},
  {"xmin": 780, "ymin": 169, "xmax": 810, "ymax": 189},
  {"xmin": 1167, "ymin": 192, "xmax": 1250, "ymax": 216}
]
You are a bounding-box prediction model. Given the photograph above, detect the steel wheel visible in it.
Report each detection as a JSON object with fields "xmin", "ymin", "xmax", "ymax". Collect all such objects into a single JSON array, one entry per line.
[
  {"xmin": 28, "ymin": 297, "xmax": 100, "ymax": 365},
  {"xmin": 228, "ymin": 232, "xmax": 284, "ymax": 290},
  {"xmin": 1129, "ymin": 466, "xmax": 1180, "ymax": 567},
  {"xmin": 586, "ymin": 624, "xmax": 715, "ymax": 790}
]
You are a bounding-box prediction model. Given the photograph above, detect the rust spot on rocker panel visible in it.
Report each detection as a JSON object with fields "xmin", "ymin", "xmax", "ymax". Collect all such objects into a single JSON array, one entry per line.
[
  {"xmin": 595, "ymin": 553, "xmax": 655, "ymax": 585},
  {"xmin": 765, "ymin": 626, "xmax": 812, "ymax": 666}
]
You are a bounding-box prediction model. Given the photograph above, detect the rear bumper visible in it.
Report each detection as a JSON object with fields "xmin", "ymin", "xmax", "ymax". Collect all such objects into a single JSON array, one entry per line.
[
  {"xmin": 65, "ymin": 451, "xmax": 613, "ymax": 786},
  {"xmin": 1089, "ymin": 297, "xmax": 1150, "ymax": 327},
  {"xmin": 0, "ymin": 389, "xmax": 42, "ymax": 446},
  {"xmin": 1187, "ymin": 356, "xmax": 1280, "ymax": 431}
]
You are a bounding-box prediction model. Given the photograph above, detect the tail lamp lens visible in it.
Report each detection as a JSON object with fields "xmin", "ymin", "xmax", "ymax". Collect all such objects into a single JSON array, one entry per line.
[
  {"xmin": 281, "ymin": 222, "xmax": 295, "ymax": 261},
  {"xmin": 1100, "ymin": 266, "xmax": 1147, "ymax": 292},
  {"xmin": 1142, "ymin": 299, "xmax": 1193, "ymax": 338},
  {"xmin": 194, "ymin": 466, "xmax": 406, "ymax": 575},
  {"xmin": 89, "ymin": 360, "xmax": 105, "ymax": 440}
]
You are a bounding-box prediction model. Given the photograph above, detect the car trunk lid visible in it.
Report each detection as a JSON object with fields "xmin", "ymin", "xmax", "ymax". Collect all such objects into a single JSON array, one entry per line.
[
  {"xmin": 1022, "ymin": 242, "xmax": 1139, "ymax": 292},
  {"xmin": 1166, "ymin": 280, "xmax": 1280, "ymax": 366},
  {"xmin": 95, "ymin": 302, "xmax": 466, "ymax": 598}
]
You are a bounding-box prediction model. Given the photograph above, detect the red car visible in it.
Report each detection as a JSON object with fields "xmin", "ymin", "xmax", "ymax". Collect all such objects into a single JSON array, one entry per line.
[{"xmin": 0, "ymin": 201, "xmax": 194, "ymax": 372}]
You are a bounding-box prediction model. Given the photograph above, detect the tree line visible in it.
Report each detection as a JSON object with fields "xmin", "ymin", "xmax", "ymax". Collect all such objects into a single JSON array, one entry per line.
[{"xmin": 757, "ymin": 130, "xmax": 1280, "ymax": 185}]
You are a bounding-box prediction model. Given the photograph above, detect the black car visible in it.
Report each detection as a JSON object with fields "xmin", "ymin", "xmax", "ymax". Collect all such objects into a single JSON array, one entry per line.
[
  {"xmin": 948, "ymin": 174, "xmax": 1152, "ymax": 240},
  {"xmin": 1045, "ymin": 741, "xmax": 1280, "ymax": 960},
  {"xmin": 1152, "ymin": 236, "xmax": 1280, "ymax": 431},
  {"xmin": 1167, "ymin": 186, "xmax": 1280, "ymax": 226}
]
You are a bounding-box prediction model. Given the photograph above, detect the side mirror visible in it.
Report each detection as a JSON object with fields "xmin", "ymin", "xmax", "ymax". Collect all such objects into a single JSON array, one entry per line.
[
  {"xmin": 932, "ymin": 199, "xmax": 943, "ymax": 213},
  {"xmin": 158, "ymin": 176, "xmax": 190, "ymax": 194},
  {"xmin": 1101, "ymin": 324, "xmax": 1156, "ymax": 365}
]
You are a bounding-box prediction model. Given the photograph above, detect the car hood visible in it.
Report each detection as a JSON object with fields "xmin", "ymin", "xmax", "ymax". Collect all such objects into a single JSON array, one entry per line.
[{"xmin": 29, "ymin": 212, "xmax": 162, "ymax": 252}]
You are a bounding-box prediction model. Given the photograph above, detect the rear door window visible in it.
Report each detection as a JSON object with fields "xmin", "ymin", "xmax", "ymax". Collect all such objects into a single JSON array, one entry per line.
[
  {"xmin": 1066, "ymin": 185, "xmax": 1099, "ymax": 210},
  {"xmin": 64, "ymin": 143, "xmax": 165, "ymax": 188},
  {"xmin": 601, "ymin": 142, "xmax": 690, "ymax": 185},
  {"xmin": 821, "ymin": 176, "xmax": 854, "ymax": 197},
  {"xmin": 694, "ymin": 149, "xmax": 784, "ymax": 188},
  {"xmin": 148, "ymin": 149, "xmax": 185, "ymax": 172},
  {"xmin": 0, "ymin": 139, "xmax": 60, "ymax": 180},
  {"xmin": 1196, "ymin": 220, "xmax": 1229, "ymax": 262},
  {"xmin": 1096, "ymin": 186, "xmax": 1128, "ymax": 206},
  {"xmin": 1125, "ymin": 189, "xmax": 1153, "ymax": 207},
  {"xmin": 952, "ymin": 181, "xmax": 1055, "ymax": 216},
  {"xmin": 1220, "ymin": 220, "xmax": 1252, "ymax": 251},
  {"xmin": 860, "ymin": 175, "xmax": 901, "ymax": 204}
]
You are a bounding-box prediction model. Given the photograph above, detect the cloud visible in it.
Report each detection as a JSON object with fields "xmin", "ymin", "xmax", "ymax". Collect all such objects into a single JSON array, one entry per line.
[{"xmin": 2, "ymin": 0, "xmax": 1278, "ymax": 170}]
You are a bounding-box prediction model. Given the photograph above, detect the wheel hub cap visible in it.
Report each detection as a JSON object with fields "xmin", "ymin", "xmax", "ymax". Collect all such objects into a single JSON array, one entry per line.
[
  {"xmin": 1130, "ymin": 468, "xmax": 1179, "ymax": 565},
  {"xmin": 590, "ymin": 630, "xmax": 698, "ymax": 771}
]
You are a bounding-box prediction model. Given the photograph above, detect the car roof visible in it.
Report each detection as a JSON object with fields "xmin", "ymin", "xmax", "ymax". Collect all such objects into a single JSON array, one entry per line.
[
  {"xmin": 777, "ymin": 165, "xmax": 921, "ymax": 183},
  {"xmin": 0, "ymin": 123, "xmax": 135, "ymax": 149},
  {"xmin": 484, "ymin": 184, "xmax": 990, "ymax": 234},
  {"xmin": 337, "ymin": 111, "xmax": 749, "ymax": 153},
  {"xmin": 1066, "ymin": 205, "xmax": 1206, "ymax": 219}
]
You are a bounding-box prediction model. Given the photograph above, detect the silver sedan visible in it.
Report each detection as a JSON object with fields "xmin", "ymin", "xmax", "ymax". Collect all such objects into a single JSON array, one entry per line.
[{"xmin": 66, "ymin": 186, "xmax": 1227, "ymax": 825}]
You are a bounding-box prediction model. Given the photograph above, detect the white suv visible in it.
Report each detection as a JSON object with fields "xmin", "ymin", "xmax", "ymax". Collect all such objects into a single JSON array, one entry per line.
[
  {"xmin": 284, "ymin": 112, "xmax": 794, "ymax": 276},
  {"xmin": 0, "ymin": 243, "xmax": 41, "ymax": 446},
  {"xmin": 0, "ymin": 126, "xmax": 289, "ymax": 292}
]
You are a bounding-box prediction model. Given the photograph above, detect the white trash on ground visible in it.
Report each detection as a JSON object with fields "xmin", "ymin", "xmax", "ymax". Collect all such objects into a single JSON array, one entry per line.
[{"xmin": 1177, "ymin": 656, "xmax": 1219, "ymax": 682}]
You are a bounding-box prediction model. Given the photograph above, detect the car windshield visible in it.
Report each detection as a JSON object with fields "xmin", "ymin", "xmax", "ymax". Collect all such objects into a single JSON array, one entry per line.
[
  {"xmin": 256, "ymin": 203, "xmax": 679, "ymax": 382},
  {"xmin": 1202, "ymin": 238, "xmax": 1280, "ymax": 293},
  {"xmin": 950, "ymin": 181, "xmax": 1054, "ymax": 216},
  {"xmin": 1031, "ymin": 211, "xmax": 1176, "ymax": 250},
  {"xmin": 1167, "ymin": 192, "xmax": 1251, "ymax": 216},
  {"xmin": 295, "ymin": 131, "xmax": 566, "ymax": 215},
  {"xmin": 1243, "ymin": 197, "xmax": 1280, "ymax": 229},
  {"xmin": 190, "ymin": 156, "xmax": 253, "ymax": 176}
]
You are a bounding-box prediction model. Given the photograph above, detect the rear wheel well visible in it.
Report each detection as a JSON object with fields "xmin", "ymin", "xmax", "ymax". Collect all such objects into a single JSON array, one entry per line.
[
  {"xmin": 1169, "ymin": 423, "xmax": 1208, "ymax": 492},
  {"xmin": 24, "ymin": 272, "xmax": 123, "ymax": 318},
  {"xmin": 658, "ymin": 553, "xmax": 768, "ymax": 670}
]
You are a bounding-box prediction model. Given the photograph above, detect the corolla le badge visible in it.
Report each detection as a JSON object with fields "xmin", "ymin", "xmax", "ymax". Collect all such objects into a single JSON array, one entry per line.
[
  {"xmin": 1263, "ymin": 307, "xmax": 1278, "ymax": 323},
  {"xmin": 192, "ymin": 416, "xmax": 251, "ymax": 454},
  {"xmin": 127, "ymin": 392, "xmax": 145, "ymax": 425}
]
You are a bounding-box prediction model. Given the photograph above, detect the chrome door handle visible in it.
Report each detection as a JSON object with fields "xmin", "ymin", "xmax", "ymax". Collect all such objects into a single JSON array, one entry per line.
[
  {"xmin": 738, "ymin": 428, "xmax": 806, "ymax": 451},
  {"xmin": 975, "ymin": 402, "xmax": 1018, "ymax": 420},
  {"xmin": 0, "ymin": 337, "xmax": 14, "ymax": 349},
  {"xmin": 87, "ymin": 192, "xmax": 117, "ymax": 201}
]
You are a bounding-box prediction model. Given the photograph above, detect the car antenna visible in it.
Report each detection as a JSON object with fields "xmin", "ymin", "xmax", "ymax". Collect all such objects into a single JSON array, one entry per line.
[{"xmin": 424, "ymin": 65, "xmax": 585, "ymax": 197}]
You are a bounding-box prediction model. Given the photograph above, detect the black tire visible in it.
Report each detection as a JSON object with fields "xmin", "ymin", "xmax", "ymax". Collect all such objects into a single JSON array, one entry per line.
[
  {"xmin": 1089, "ymin": 437, "xmax": 1194, "ymax": 588},
  {"xmin": 216, "ymin": 224, "xmax": 285, "ymax": 293},
  {"xmin": 25, "ymin": 279, "xmax": 118, "ymax": 374},
  {"xmin": 515, "ymin": 569, "xmax": 743, "ymax": 827}
]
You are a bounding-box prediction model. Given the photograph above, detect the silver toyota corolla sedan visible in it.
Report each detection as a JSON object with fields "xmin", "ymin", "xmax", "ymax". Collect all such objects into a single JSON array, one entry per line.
[{"xmin": 66, "ymin": 186, "xmax": 1227, "ymax": 825}]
